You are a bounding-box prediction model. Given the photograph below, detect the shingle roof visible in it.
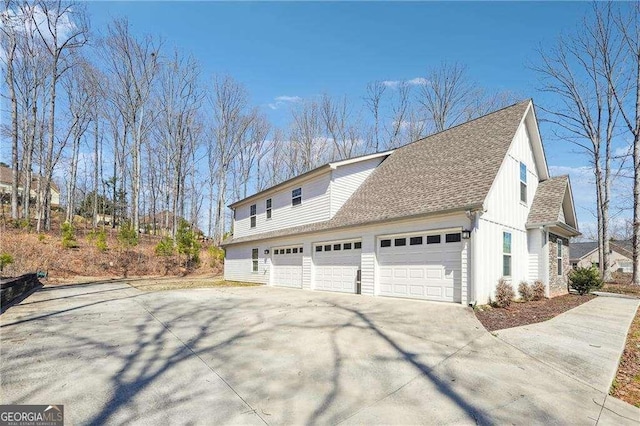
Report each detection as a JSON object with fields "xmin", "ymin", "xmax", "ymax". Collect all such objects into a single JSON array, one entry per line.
[
  {"xmin": 527, "ymin": 175, "xmax": 568, "ymax": 225},
  {"xmin": 0, "ymin": 165, "xmax": 60, "ymax": 193},
  {"xmin": 569, "ymin": 241, "xmax": 598, "ymax": 260},
  {"xmin": 569, "ymin": 240, "xmax": 633, "ymax": 261},
  {"xmin": 224, "ymin": 100, "xmax": 531, "ymax": 246}
]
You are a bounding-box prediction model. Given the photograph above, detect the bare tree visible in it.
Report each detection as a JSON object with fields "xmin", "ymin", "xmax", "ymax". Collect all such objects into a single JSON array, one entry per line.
[
  {"xmin": 209, "ymin": 75, "xmax": 252, "ymax": 243},
  {"xmin": 533, "ymin": 3, "xmax": 622, "ymax": 281},
  {"xmin": 320, "ymin": 94, "xmax": 363, "ymax": 160},
  {"xmin": 104, "ymin": 18, "xmax": 160, "ymax": 232},
  {"xmin": 386, "ymin": 81, "xmax": 411, "ymax": 149},
  {"xmin": 418, "ymin": 62, "xmax": 475, "ymax": 133},
  {"xmin": 32, "ymin": 0, "xmax": 88, "ymax": 231},
  {"xmin": 364, "ymin": 81, "xmax": 386, "ymax": 152},
  {"xmin": 609, "ymin": 2, "xmax": 640, "ymax": 284},
  {"xmin": 1, "ymin": 0, "xmax": 21, "ymax": 220},
  {"xmin": 289, "ymin": 99, "xmax": 326, "ymax": 175}
]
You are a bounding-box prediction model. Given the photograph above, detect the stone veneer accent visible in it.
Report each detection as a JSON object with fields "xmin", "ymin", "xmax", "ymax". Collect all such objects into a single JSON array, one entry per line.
[{"xmin": 548, "ymin": 233, "xmax": 571, "ymax": 297}]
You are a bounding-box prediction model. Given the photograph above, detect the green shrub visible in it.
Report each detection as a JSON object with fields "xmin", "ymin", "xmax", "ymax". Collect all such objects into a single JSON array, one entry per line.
[
  {"xmin": 95, "ymin": 229, "xmax": 108, "ymax": 252},
  {"xmin": 176, "ymin": 219, "xmax": 201, "ymax": 266},
  {"xmin": 208, "ymin": 245, "xmax": 225, "ymax": 267},
  {"xmin": 37, "ymin": 233, "xmax": 46, "ymax": 243},
  {"xmin": 0, "ymin": 252, "xmax": 14, "ymax": 272},
  {"xmin": 117, "ymin": 220, "xmax": 138, "ymax": 249},
  {"xmin": 531, "ymin": 281, "xmax": 546, "ymax": 301},
  {"xmin": 518, "ymin": 281, "xmax": 532, "ymax": 301},
  {"xmin": 61, "ymin": 221, "xmax": 78, "ymax": 249},
  {"xmin": 494, "ymin": 278, "xmax": 515, "ymax": 308},
  {"xmin": 569, "ymin": 266, "xmax": 603, "ymax": 295},
  {"xmin": 155, "ymin": 237, "xmax": 175, "ymax": 256}
]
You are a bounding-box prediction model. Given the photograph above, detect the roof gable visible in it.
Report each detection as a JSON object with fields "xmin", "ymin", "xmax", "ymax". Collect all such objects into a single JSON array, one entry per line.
[
  {"xmin": 527, "ymin": 175, "xmax": 578, "ymax": 233},
  {"xmin": 331, "ymin": 100, "xmax": 531, "ymax": 225}
]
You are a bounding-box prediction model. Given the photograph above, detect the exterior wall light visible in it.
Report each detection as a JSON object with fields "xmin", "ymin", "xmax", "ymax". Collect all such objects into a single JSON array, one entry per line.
[
  {"xmin": 264, "ymin": 249, "xmax": 270, "ymax": 255},
  {"xmin": 461, "ymin": 230, "xmax": 471, "ymax": 239}
]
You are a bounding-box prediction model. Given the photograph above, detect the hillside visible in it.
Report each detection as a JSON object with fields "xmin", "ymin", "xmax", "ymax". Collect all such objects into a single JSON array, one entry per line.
[{"xmin": 0, "ymin": 220, "xmax": 223, "ymax": 280}]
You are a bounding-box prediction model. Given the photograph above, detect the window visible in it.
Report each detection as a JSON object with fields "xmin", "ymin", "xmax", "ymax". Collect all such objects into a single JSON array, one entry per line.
[
  {"xmin": 354, "ymin": 241, "xmax": 361, "ymax": 249},
  {"xmin": 394, "ymin": 238, "xmax": 407, "ymax": 246},
  {"xmin": 557, "ymin": 240, "xmax": 563, "ymax": 276},
  {"xmin": 292, "ymin": 248, "xmax": 298, "ymax": 254},
  {"xmin": 324, "ymin": 244, "xmax": 332, "ymax": 251},
  {"xmin": 266, "ymin": 199, "xmax": 272, "ymax": 219},
  {"xmin": 300, "ymin": 247, "xmax": 303, "ymax": 253},
  {"xmin": 252, "ymin": 248, "xmax": 259, "ymax": 272},
  {"xmin": 503, "ymin": 232, "xmax": 512, "ymax": 276},
  {"xmin": 292, "ymin": 188, "xmax": 302, "ymax": 206},
  {"xmin": 380, "ymin": 239, "xmax": 391, "ymax": 247},
  {"xmin": 343, "ymin": 242, "xmax": 352, "ymax": 250},
  {"xmin": 333, "ymin": 244, "xmax": 341, "ymax": 251},
  {"xmin": 520, "ymin": 162, "xmax": 527, "ymax": 204},
  {"xmin": 410, "ymin": 236, "xmax": 423, "ymax": 245},
  {"xmin": 250, "ymin": 204, "xmax": 257, "ymax": 228},
  {"xmin": 315, "ymin": 245, "xmax": 322, "ymax": 252},
  {"xmin": 427, "ymin": 235, "xmax": 441, "ymax": 244},
  {"xmin": 446, "ymin": 233, "xmax": 461, "ymax": 243}
]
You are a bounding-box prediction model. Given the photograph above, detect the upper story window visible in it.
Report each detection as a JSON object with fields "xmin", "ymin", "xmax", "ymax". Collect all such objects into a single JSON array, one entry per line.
[
  {"xmin": 266, "ymin": 198, "xmax": 272, "ymax": 219},
  {"xmin": 250, "ymin": 204, "xmax": 257, "ymax": 228},
  {"xmin": 503, "ymin": 232, "xmax": 512, "ymax": 277},
  {"xmin": 292, "ymin": 188, "xmax": 302, "ymax": 206},
  {"xmin": 557, "ymin": 240, "xmax": 563, "ymax": 276},
  {"xmin": 520, "ymin": 162, "xmax": 527, "ymax": 204}
]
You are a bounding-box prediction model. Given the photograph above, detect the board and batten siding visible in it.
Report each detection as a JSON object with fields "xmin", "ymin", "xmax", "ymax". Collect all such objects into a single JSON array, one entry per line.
[
  {"xmin": 329, "ymin": 157, "xmax": 386, "ymax": 217},
  {"xmin": 233, "ymin": 172, "xmax": 332, "ymax": 238},
  {"xmin": 224, "ymin": 213, "xmax": 471, "ymax": 303},
  {"xmin": 474, "ymin": 120, "xmax": 543, "ymax": 303}
]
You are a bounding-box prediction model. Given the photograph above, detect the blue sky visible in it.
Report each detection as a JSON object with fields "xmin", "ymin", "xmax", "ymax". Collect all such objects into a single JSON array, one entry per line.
[{"xmin": 69, "ymin": 2, "xmax": 635, "ymax": 234}]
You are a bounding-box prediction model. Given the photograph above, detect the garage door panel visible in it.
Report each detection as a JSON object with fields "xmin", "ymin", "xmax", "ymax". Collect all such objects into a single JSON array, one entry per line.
[
  {"xmin": 272, "ymin": 246, "xmax": 303, "ymax": 289},
  {"xmin": 313, "ymin": 241, "xmax": 361, "ymax": 293},
  {"xmin": 378, "ymin": 235, "xmax": 462, "ymax": 303}
]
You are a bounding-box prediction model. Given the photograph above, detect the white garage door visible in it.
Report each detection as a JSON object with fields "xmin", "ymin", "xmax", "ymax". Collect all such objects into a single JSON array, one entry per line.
[
  {"xmin": 378, "ymin": 232, "xmax": 462, "ymax": 302},
  {"xmin": 313, "ymin": 240, "xmax": 361, "ymax": 293},
  {"xmin": 272, "ymin": 246, "xmax": 303, "ymax": 288}
]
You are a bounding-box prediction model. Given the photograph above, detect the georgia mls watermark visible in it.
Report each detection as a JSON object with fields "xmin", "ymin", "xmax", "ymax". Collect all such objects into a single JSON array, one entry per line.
[{"xmin": 0, "ymin": 405, "xmax": 63, "ymax": 426}]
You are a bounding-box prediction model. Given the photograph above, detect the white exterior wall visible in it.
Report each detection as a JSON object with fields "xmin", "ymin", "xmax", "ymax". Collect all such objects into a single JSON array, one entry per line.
[
  {"xmin": 233, "ymin": 173, "xmax": 332, "ymax": 238},
  {"xmin": 330, "ymin": 157, "xmax": 385, "ymax": 216},
  {"xmin": 474, "ymin": 121, "xmax": 543, "ymax": 303},
  {"xmin": 225, "ymin": 213, "xmax": 471, "ymax": 303}
]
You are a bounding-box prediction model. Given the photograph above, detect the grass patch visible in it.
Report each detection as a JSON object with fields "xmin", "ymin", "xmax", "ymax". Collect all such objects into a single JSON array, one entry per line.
[
  {"xmin": 129, "ymin": 278, "xmax": 261, "ymax": 292},
  {"xmin": 601, "ymin": 282, "xmax": 640, "ymax": 298},
  {"xmin": 610, "ymin": 306, "xmax": 640, "ymax": 407}
]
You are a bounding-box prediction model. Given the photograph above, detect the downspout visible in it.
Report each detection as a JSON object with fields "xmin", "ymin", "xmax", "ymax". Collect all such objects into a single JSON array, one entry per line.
[{"xmin": 467, "ymin": 210, "xmax": 482, "ymax": 307}]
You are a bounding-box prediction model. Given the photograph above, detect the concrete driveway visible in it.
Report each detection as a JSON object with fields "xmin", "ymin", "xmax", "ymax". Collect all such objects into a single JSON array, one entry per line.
[{"xmin": 1, "ymin": 282, "xmax": 639, "ymax": 425}]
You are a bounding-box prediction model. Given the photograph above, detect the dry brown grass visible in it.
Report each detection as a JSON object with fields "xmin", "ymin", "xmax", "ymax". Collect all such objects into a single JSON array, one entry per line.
[
  {"xmin": 0, "ymin": 226, "xmax": 223, "ymax": 279},
  {"xmin": 611, "ymin": 306, "xmax": 640, "ymax": 407},
  {"xmin": 127, "ymin": 277, "xmax": 260, "ymax": 292}
]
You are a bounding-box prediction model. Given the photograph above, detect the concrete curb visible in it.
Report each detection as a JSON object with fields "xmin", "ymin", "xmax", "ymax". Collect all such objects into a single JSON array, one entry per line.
[{"xmin": 592, "ymin": 291, "xmax": 640, "ymax": 300}]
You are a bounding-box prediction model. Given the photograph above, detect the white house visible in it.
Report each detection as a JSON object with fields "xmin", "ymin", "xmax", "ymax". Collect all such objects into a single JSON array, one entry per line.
[{"xmin": 222, "ymin": 100, "xmax": 580, "ymax": 305}]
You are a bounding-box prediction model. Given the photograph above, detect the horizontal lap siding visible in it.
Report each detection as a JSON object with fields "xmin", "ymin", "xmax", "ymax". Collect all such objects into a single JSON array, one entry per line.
[
  {"xmin": 224, "ymin": 213, "xmax": 470, "ymax": 303},
  {"xmin": 224, "ymin": 243, "xmax": 270, "ymax": 284},
  {"xmin": 330, "ymin": 158, "xmax": 385, "ymax": 217},
  {"xmin": 233, "ymin": 173, "xmax": 332, "ymax": 239}
]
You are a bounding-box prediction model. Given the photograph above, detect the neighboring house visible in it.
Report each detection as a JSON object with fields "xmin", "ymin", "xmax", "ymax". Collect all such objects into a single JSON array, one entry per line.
[
  {"xmin": 140, "ymin": 210, "xmax": 203, "ymax": 236},
  {"xmin": 0, "ymin": 165, "xmax": 61, "ymax": 208},
  {"xmin": 570, "ymin": 241, "xmax": 633, "ymax": 273},
  {"xmin": 222, "ymin": 100, "xmax": 580, "ymax": 305}
]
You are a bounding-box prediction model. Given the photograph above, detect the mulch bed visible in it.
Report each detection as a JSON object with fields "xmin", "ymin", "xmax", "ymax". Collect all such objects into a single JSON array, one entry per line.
[
  {"xmin": 611, "ymin": 306, "xmax": 640, "ymax": 408},
  {"xmin": 474, "ymin": 294, "xmax": 596, "ymax": 332}
]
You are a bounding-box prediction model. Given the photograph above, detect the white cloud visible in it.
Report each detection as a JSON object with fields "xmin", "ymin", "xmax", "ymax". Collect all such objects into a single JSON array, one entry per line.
[
  {"xmin": 381, "ymin": 77, "xmax": 429, "ymax": 88},
  {"xmin": 268, "ymin": 95, "xmax": 302, "ymax": 110}
]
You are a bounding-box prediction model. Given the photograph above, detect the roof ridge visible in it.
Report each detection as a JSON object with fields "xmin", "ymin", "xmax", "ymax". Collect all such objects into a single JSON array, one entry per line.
[{"xmin": 395, "ymin": 99, "xmax": 532, "ymax": 151}]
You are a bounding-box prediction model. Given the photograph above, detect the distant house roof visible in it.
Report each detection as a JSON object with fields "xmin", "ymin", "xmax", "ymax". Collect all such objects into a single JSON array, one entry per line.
[
  {"xmin": 224, "ymin": 100, "xmax": 542, "ymax": 246},
  {"xmin": 0, "ymin": 165, "xmax": 60, "ymax": 193},
  {"xmin": 569, "ymin": 240, "xmax": 632, "ymax": 261},
  {"xmin": 569, "ymin": 242, "xmax": 599, "ymax": 261}
]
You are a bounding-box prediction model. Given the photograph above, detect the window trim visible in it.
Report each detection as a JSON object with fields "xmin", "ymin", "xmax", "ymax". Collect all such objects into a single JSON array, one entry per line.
[
  {"xmin": 557, "ymin": 240, "xmax": 563, "ymax": 276},
  {"xmin": 409, "ymin": 236, "xmax": 423, "ymax": 246},
  {"xmin": 503, "ymin": 231, "xmax": 512, "ymax": 277},
  {"xmin": 445, "ymin": 233, "xmax": 461, "ymax": 243},
  {"xmin": 292, "ymin": 187, "xmax": 302, "ymax": 206},
  {"xmin": 520, "ymin": 162, "xmax": 527, "ymax": 204},
  {"xmin": 266, "ymin": 198, "xmax": 272, "ymax": 220},
  {"xmin": 251, "ymin": 248, "xmax": 259, "ymax": 273},
  {"xmin": 250, "ymin": 204, "xmax": 257, "ymax": 228},
  {"xmin": 426, "ymin": 235, "xmax": 441, "ymax": 244},
  {"xmin": 380, "ymin": 239, "xmax": 391, "ymax": 248}
]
